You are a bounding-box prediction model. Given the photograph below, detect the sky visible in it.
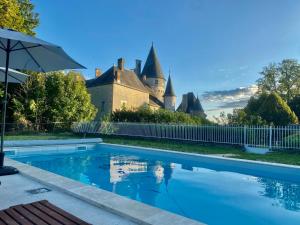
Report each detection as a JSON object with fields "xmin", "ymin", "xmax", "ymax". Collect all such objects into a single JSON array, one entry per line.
[{"xmin": 32, "ymin": 0, "xmax": 300, "ymax": 119}]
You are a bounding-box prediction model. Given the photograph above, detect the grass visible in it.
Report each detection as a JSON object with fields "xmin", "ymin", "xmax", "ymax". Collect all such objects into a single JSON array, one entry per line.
[
  {"xmin": 101, "ymin": 136, "xmax": 300, "ymax": 166},
  {"xmin": 4, "ymin": 132, "xmax": 82, "ymax": 140}
]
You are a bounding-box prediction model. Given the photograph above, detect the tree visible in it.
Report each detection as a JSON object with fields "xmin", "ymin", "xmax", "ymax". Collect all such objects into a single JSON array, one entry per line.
[
  {"xmin": 248, "ymin": 93, "xmax": 298, "ymax": 126},
  {"xmin": 257, "ymin": 59, "xmax": 300, "ymax": 102},
  {"xmin": 288, "ymin": 96, "xmax": 300, "ymax": 120},
  {"xmin": 12, "ymin": 72, "xmax": 46, "ymax": 126},
  {"xmin": 0, "ymin": 0, "xmax": 39, "ymax": 35},
  {"xmin": 278, "ymin": 59, "xmax": 300, "ymax": 101},
  {"xmin": 257, "ymin": 63, "xmax": 280, "ymax": 94},
  {"xmin": 12, "ymin": 71, "xmax": 97, "ymax": 127},
  {"xmin": 17, "ymin": 0, "xmax": 39, "ymax": 35},
  {"xmin": 44, "ymin": 71, "xmax": 97, "ymax": 123}
]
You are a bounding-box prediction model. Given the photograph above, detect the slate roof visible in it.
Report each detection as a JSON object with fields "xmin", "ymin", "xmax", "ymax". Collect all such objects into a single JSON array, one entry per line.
[
  {"xmin": 149, "ymin": 95, "xmax": 164, "ymax": 108},
  {"xmin": 177, "ymin": 92, "xmax": 205, "ymax": 114},
  {"xmin": 141, "ymin": 45, "xmax": 165, "ymax": 79},
  {"xmin": 194, "ymin": 97, "xmax": 204, "ymax": 111},
  {"xmin": 164, "ymin": 75, "xmax": 176, "ymax": 97},
  {"xmin": 86, "ymin": 66, "xmax": 148, "ymax": 93}
]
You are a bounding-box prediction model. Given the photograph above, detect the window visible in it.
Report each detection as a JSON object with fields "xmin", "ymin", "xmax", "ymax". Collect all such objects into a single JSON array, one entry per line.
[{"xmin": 155, "ymin": 79, "xmax": 158, "ymax": 84}]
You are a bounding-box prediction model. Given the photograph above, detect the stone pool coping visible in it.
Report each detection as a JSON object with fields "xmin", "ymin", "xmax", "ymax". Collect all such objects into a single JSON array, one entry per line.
[
  {"xmin": 4, "ymin": 138, "xmax": 102, "ymax": 147},
  {"xmin": 4, "ymin": 158, "xmax": 204, "ymax": 225}
]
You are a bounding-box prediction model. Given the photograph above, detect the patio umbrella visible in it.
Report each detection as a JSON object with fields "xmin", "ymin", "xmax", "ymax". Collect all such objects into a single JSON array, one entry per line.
[
  {"xmin": 0, "ymin": 67, "xmax": 28, "ymax": 83},
  {"xmin": 0, "ymin": 28, "xmax": 85, "ymax": 176}
]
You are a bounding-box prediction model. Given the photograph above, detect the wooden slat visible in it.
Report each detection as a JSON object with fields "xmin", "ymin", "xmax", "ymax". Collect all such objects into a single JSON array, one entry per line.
[
  {"xmin": 33, "ymin": 202, "xmax": 74, "ymax": 225},
  {"xmin": 12, "ymin": 205, "xmax": 49, "ymax": 225},
  {"xmin": 40, "ymin": 200, "xmax": 91, "ymax": 225},
  {"xmin": 1, "ymin": 200, "xmax": 91, "ymax": 225},
  {"xmin": 4, "ymin": 208, "xmax": 34, "ymax": 225},
  {"xmin": 0, "ymin": 211, "xmax": 19, "ymax": 225},
  {"xmin": 0, "ymin": 219, "xmax": 6, "ymax": 225},
  {"xmin": 23, "ymin": 204, "xmax": 61, "ymax": 225}
]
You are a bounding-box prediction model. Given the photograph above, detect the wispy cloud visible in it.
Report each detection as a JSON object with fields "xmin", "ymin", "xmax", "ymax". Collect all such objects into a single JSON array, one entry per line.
[{"xmin": 201, "ymin": 85, "xmax": 258, "ymax": 109}]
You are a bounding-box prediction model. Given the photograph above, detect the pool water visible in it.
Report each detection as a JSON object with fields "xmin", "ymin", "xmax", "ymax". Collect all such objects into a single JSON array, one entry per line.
[{"xmin": 10, "ymin": 144, "xmax": 300, "ymax": 225}]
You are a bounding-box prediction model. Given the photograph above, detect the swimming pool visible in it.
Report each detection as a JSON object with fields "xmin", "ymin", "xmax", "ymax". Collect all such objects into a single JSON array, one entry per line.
[{"xmin": 9, "ymin": 143, "xmax": 300, "ymax": 225}]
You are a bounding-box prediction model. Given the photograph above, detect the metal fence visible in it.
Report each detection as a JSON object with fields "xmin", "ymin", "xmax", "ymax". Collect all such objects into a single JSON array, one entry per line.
[{"xmin": 72, "ymin": 122, "xmax": 300, "ymax": 150}]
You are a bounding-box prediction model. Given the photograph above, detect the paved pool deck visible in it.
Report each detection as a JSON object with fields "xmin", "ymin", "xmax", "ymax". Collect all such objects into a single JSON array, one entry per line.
[{"xmin": 0, "ymin": 174, "xmax": 137, "ymax": 225}]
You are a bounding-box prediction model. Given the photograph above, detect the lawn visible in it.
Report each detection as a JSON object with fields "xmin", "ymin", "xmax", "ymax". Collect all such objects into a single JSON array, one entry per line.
[
  {"xmin": 101, "ymin": 136, "xmax": 300, "ymax": 166},
  {"xmin": 4, "ymin": 132, "xmax": 83, "ymax": 140}
]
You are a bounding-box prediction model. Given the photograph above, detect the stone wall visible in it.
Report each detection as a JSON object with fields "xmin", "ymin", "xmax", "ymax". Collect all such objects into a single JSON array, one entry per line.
[
  {"xmin": 144, "ymin": 77, "xmax": 165, "ymax": 101},
  {"xmin": 164, "ymin": 96, "xmax": 176, "ymax": 111},
  {"xmin": 88, "ymin": 84, "xmax": 113, "ymax": 119},
  {"xmin": 112, "ymin": 84, "xmax": 149, "ymax": 111}
]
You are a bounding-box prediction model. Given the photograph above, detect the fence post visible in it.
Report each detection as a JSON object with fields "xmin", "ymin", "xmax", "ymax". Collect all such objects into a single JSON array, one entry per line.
[
  {"xmin": 243, "ymin": 125, "xmax": 247, "ymax": 146},
  {"xmin": 269, "ymin": 126, "xmax": 272, "ymax": 150}
]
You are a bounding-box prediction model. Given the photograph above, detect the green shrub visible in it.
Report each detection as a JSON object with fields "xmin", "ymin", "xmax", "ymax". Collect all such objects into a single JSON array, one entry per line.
[{"xmin": 111, "ymin": 105, "xmax": 211, "ymax": 125}]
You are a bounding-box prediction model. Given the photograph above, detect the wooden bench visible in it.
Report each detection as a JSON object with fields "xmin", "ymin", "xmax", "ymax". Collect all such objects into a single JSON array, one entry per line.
[{"xmin": 0, "ymin": 200, "xmax": 91, "ymax": 225}]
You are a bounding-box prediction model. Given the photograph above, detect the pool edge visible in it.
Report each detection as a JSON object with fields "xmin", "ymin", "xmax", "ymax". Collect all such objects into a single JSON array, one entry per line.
[
  {"xmin": 103, "ymin": 142, "xmax": 300, "ymax": 170},
  {"xmin": 4, "ymin": 157, "xmax": 205, "ymax": 225}
]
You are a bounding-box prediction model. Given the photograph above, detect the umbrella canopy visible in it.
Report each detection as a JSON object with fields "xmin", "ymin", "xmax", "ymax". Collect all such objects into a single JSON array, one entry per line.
[
  {"xmin": 0, "ymin": 67, "xmax": 28, "ymax": 84},
  {"xmin": 0, "ymin": 28, "xmax": 85, "ymax": 175},
  {"xmin": 0, "ymin": 29, "xmax": 85, "ymax": 72}
]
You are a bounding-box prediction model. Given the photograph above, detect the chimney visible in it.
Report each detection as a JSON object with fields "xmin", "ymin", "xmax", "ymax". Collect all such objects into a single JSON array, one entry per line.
[
  {"xmin": 95, "ymin": 68, "xmax": 102, "ymax": 78},
  {"xmin": 135, "ymin": 59, "xmax": 142, "ymax": 76},
  {"xmin": 117, "ymin": 58, "xmax": 125, "ymax": 71},
  {"xmin": 115, "ymin": 70, "xmax": 121, "ymax": 83}
]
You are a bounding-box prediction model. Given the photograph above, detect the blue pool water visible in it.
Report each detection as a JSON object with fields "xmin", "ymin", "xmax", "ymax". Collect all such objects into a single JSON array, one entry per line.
[{"xmin": 9, "ymin": 144, "xmax": 300, "ymax": 225}]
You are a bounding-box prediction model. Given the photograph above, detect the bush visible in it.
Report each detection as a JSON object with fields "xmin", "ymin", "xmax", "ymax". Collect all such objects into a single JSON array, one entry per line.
[
  {"xmin": 243, "ymin": 92, "xmax": 298, "ymax": 126},
  {"xmin": 111, "ymin": 105, "xmax": 211, "ymax": 125}
]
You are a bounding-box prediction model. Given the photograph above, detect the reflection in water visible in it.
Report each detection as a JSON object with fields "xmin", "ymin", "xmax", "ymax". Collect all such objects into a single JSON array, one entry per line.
[
  {"xmin": 258, "ymin": 178, "xmax": 300, "ymax": 211},
  {"xmin": 15, "ymin": 147, "xmax": 300, "ymax": 225}
]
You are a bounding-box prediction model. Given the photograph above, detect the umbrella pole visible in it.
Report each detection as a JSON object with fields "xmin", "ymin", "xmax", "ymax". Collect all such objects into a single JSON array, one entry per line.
[{"xmin": 0, "ymin": 39, "xmax": 18, "ymax": 176}]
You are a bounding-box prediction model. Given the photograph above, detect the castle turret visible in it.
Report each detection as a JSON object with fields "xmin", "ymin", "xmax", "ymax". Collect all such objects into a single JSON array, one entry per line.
[
  {"xmin": 163, "ymin": 75, "xmax": 176, "ymax": 111},
  {"xmin": 141, "ymin": 44, "xmax": 165, "ymax": 101}
]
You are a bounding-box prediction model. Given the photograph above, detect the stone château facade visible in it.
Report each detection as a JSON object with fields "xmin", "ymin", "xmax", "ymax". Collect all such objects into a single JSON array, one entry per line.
[{"xmin": 86, "ymin": 45, "xmax": 205, "ymax": 119}]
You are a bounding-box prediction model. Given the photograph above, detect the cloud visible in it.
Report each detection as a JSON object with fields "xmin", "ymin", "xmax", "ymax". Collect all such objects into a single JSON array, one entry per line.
[{"xmin": 201, "ymin": 85, "xmax": 258, "ymax": 109}]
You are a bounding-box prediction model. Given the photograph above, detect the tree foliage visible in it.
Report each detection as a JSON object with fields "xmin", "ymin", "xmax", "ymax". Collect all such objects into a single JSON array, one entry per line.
[
  {"xmin": 257, "ymin": 59, "xmax": 300, "ymax": 102},
  {"xmin": 110, "ymin": 105, "xmax": 211, "ymax": 125},
  {"xmin": 288, "ymin": 96, "xmax": 300, "ymax": 120},
  {"xmin": 224, "ymin": 93, "xmax": 298, "ymax": 126},
  {"xmin": 0, "ymin": 0, "xmax": 39, "ymax": 35},
  {"xmin": 12, "ymin": 71, "xmax": 97, "ymax": 126}
]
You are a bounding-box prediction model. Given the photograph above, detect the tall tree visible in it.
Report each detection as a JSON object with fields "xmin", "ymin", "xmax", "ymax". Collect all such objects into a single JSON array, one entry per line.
[
  {"xmin": 278, "ymin": 59, "xmax": 300, "ymax": 101},
  {"xmin": 0, "ymin": 0, "xmax": 39, "ymax": 35},
  {"xmin": 257, "ymin": 59, "xmax": 300, "ymax": 102},
  {"xmin": 17, "ymin": 0, "xmax": 39, "ymax": 35},
  {"xmin": 12, "ymin": 71, "xmax": 97, "ymax": 126},
  {"xmin": 257, "ymin": 63, "xmax": 280, "ymax": 93}
]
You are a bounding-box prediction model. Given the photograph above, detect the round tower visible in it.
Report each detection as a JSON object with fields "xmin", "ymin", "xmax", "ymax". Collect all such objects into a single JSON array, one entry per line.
[
  {"xmin": 163, "ymin": 75, "xmax": 176, "ymax": 111},
  {"xmin": 141, "ymin": 44, "xmax": 165, "ymax": 101}
]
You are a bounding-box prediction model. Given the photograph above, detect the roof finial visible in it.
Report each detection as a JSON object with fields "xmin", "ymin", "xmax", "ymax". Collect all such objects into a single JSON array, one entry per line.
[
  {"xmin": 151, "ymin": 41, "xmax": 154, "ymax": 47},
  {"xmin": 168, "ymin": 67, "xmax": 171, "ymax": 77}
]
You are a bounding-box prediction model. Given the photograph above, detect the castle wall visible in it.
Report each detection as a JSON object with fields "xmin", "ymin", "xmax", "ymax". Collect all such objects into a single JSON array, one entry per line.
[
  {"xmin": 88, "ymin": 84, "xmax": 113, "ymax": 119},
  {"xmin": 112, "ymin": 84, "xmax": 149, "ymax": 111},
  {"xmin": 164, "ymin": 96, "xmax": 176, "ymax": 111},
  {"xmin": 144, "ymin": 78, "xmax": 165, "ymax": 101}
]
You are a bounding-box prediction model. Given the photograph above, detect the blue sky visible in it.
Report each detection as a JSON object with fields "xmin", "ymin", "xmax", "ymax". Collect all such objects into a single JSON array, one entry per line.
[{"xmin": 33, "ymin": 0, "xmax": 300, "ymax": 119}]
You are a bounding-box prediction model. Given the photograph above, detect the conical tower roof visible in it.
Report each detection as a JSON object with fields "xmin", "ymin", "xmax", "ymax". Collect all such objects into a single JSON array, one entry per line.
[
  {"xmin": 164, "ymin": 75, "xmax": 176, "ymax": 97},
  {"xmin": 141, "ymin": 45, "xmax": 164, "ymax": 79},
  {"xmin": 193, "ymin": 96, "xmax": 204, "ymax": 111}
]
